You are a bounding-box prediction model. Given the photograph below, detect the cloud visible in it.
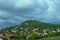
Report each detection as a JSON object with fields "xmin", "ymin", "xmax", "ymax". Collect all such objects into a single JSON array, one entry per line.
[
  {"xmin": 14, "ymin": 0, "xmax": 34, "ymax": 9},
  {"xmin": 45, "ymin": 0, "xmax": 60, "ymax": 23},
  {"xmin": 0, "ymin": 0, "xmax": 60, "ymax": 29}
]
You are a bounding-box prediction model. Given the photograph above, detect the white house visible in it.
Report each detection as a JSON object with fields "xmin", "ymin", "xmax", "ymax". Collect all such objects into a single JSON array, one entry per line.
[
  {"xmin": 0, "ymin": 39, "xmax": 2, "ymax": 40},
  {"xmin": 0, "ymin": 34, "xmax": 3, "ymax": 40},
  {"xmin": 33, "ymin": 28, "xmax": 39, "ymax": 32},
  {"xmin": 57, "ymin": 29, "xmax": 60, "ymax": 32}
]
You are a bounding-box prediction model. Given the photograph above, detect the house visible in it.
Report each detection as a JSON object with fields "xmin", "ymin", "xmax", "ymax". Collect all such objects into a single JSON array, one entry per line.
[
  {"xmin": 0, "ymin": 33, "xmax": 3, "ymax": 40},
  {"xmin": 0, "ymin": 39, "xmax": 2, "ymax": 40},
  {"xmin": 43, "ymin": 32, "xmax": 48, "ymax": 35},
  {"xmin": 5, "ymin": 33, "xmax": 16, "ymax": 37},
  {"xmin": 33, "ymin": 28, "xmax": 39, "ymax": 32},
  {"xmin": 57, "ymin": 28, "xmax": 60, "ymax": 32},
  {"xmin": 11, "ymin": 28, "xmax": 17, "ymax": 33},
  {"xmin": 52, "ymin": 31, "xmax": 57, "ymax": 33},
  {"xmin": 43, "ymin": 29, "xmax": 48, "ymax": 33}
]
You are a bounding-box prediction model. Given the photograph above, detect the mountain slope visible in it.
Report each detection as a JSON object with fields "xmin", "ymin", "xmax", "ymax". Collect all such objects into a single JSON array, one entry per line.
[
  {"xmin": 0, "ymin": 20, "xmax": 60, "ymax": 40},
  {"xmin": 20, "ymin": 20, "xmax": 60, "ymax": 29},
  {"xmin": 1, "ymin": 20, "xmax": 60, "ymax": 33}
]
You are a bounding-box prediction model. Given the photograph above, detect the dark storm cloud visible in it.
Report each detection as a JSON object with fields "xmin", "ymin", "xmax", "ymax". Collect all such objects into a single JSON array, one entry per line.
[{"xmin": 0, "ymin": 0, "xmax": 60, "ymax": 29}]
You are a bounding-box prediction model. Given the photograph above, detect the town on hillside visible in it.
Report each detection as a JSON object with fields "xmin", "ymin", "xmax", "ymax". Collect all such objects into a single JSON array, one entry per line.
[{"xmin": 0, "ymin": 20, "xmax": 60, "ymax": 40}]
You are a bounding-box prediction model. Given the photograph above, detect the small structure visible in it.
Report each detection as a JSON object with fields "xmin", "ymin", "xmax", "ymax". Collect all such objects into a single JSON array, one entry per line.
[
  {"xmin": 52, "ymin": 30, "xmax": 57, "ymax": 33},
  {"xmin": 0, "ymin": 33, "xmax": 3, "ymax": 40},
  {"xmin": 0, "ymin": 39, "xmax": 2, "ymax": 40},
  {"xmin": 33, "ymin": 28, "xmax": 39, "ymax": 32},
  {"xmin": 11, "ymin": 28, "xmax": 17, "ymax": 33},
  {"xmin": 31, "ymin": 18, "xmax": 34, "ymax": 20},
  {"xmin": 57, "ymin": 28, "xmax": 60, "ymax": 32},
  {"xmin": 43, "ymin": 29, "xmax": 48, "ymax": 33},
  {"xmin": 26, "ymin": 23, "xmax": 28, "ymax": 25}
]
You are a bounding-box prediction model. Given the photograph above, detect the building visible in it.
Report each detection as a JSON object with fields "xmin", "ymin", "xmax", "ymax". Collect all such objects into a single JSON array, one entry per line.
[{"xmin": 0, "ymin": 34, "xmax": 3, "ymax": 40}]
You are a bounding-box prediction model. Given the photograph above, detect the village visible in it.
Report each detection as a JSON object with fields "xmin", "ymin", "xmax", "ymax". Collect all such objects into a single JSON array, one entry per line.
[
  {"xmin": 0, "ymin": 26, "xmax": 60, "ymax": 40},
  {"xmin": 0, "ymin": 20, "xmax": 60, "ymax": 40}
]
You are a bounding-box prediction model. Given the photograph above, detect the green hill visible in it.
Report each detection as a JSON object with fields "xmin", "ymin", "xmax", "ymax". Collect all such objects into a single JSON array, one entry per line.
[
  {"xmin": 1, "ymin": 20, "xmax": 60, "ymax": 33},
  {"xmin": 0, "ymin": 20, "xmax": 60, "ymax": 40},
  {"xmin": 20, "ymin": 20, "xmax": 60, "ymax": 28}
]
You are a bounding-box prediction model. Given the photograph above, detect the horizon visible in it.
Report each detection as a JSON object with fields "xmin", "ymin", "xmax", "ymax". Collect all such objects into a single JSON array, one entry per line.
[{"xmin": 0, "ymin": 19, "xmax": 60, "ymax": 29}]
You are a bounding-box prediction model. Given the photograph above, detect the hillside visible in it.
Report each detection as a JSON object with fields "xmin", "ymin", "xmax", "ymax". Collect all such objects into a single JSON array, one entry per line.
[
  {"xmin": 0, "ymin": 20, "xmax": 60, "ymax": 40},
  {"xmin": 1, "ymin": 20, "xmax": 60, "ymax": 32},
  {"xmin": 20, "ymin": 20, "xmax": 60, "ymax": 28}
]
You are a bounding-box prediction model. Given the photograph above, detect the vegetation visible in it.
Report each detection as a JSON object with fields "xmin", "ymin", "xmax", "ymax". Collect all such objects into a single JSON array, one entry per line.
[
  {"xmin": 0, "ymin": 20, "xmax": 60, "ymax": 40},
  {"xmin": 39, "ymin": 36, "xmax": 60, "ymax": 40}
]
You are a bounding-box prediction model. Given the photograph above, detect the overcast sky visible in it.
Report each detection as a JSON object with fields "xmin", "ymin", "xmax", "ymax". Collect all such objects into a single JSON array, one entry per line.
[{"xmin": 0, "ymin": 0, "xmax": 60, "ymax": 29}]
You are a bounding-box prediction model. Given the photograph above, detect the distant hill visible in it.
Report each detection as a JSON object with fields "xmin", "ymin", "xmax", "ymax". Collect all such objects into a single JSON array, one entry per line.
[
  {"xmin": 0, "ymin": 20, "xmax": 60, "ymax": 40},
  {"xmin": 1, "ymin": 20, "xmax": 60, "ymax": 33},
  {"xmin": 19, "ymin": 20, "xmax": 60, "ymax": 29}
]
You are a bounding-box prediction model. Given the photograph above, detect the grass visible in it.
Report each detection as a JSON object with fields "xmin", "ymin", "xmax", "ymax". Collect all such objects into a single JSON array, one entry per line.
[
  {"xmin": 39, "ymin": 36, "xmax": 60, "ymax": 40},
  {"xmin": 2, "ymin": 36, "xmax": 60, "ymax": 40},
  {"xmin": 20, "ymin": 36, "xmax": 60, "ymax": 40}
]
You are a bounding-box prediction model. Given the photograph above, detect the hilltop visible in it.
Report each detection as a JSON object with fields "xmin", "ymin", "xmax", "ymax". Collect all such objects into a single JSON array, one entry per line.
[{"xmin": 1, "ymin": 20, "xmax": 60, "ymax": 33}]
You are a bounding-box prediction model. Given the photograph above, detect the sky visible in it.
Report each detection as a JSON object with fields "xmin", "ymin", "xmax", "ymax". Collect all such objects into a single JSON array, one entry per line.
[{"xmin": 0, "ymin": 0, "xmax": 60, "ymax": 29}]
